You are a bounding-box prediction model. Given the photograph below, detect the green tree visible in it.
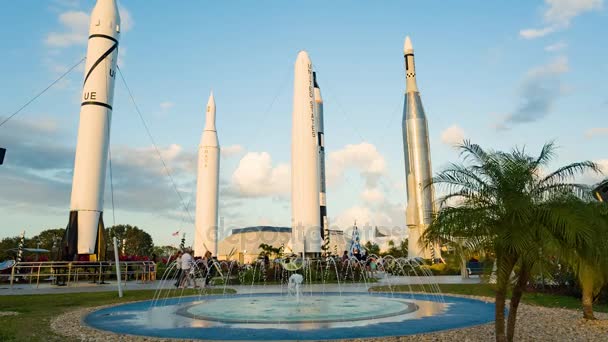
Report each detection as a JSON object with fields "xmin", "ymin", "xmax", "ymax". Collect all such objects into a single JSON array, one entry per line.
[
  {"xmin": 383, "ymin": 239, "xmax": 408, "ymax": 258},
  {"xmin": 0, "ymin": 236, "xmax": 32, "ymax": 261},
  {"xmin": 106, "ymin": 224, "xmax": 154, "ymax": 257},
  {"xmin": 32, "ymin": 228, "xmax": 65, "ymax": 253},
  {"xmin": 554, "ymin": 197, "xmax": 608, "ymax": 319},
  {"xmin": 363, "ymin": 241, "xmax": 380, "ymax": 256},
  {"xmin": 152, "ymin": 245, "xmax": 179, "ymax": 259},
  {"xmin": 423, "ymin": 141, "xmax": 600, "ymax": 342},
  {"xmin": 258, "ymin": 243, "xmax": 283, "ymax": 259}
]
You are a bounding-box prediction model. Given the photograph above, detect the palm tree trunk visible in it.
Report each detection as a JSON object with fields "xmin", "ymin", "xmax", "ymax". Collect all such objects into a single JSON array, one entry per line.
[
  {"xmin": 495, "ymin": 285, "xmax": 508, "ymax": 342},
  {"xmin": 506, "ymin": 265, "xmax": 530, "ymax": 341},
  {"xmin": 582, "ymin": 286, "xmax": 596, "ymax": 320},
  {"xmin": 579, "ymin": 265, "xmax": 596, "ymax": 320},
  {"xmin": 495, "ymin": 256, "xmax": 515, "ymax": 342}
]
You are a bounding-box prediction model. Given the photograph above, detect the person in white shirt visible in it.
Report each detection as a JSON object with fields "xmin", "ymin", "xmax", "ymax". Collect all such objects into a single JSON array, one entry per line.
[{"xmin": 179, "ymin": 249, "xmax": 195, "ymax": 288}]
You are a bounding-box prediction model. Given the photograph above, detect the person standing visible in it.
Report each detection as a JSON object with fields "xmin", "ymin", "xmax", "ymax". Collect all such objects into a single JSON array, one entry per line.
[
  {"xmin": 180, "ymin": 249, "xmax": 194, "ymax": 288},
  {"xmin": 203, "ymin": 251, "xmax": 216, "ymax": 287},
  {"xmin": 173, "ymin": 251, "xmax": 183, "ymax": 287}
]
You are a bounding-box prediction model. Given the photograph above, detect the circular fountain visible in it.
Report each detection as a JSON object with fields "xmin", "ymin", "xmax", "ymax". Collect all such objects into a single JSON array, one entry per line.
[{"xmin": 85, "ymin": 257, "xmax": 495, "ymax": 340}]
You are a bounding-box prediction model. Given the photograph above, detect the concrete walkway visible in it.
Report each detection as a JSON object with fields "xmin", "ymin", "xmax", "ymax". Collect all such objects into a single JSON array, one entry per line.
[{"xmin": 0, "ymin": 275, "xmax": 480, "ymax": 296}]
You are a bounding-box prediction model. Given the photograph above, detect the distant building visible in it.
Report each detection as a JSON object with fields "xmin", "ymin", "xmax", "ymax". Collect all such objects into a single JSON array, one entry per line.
[{"xmin": 217, "ymin": 226, "xmax": 347, "ymax": 263}]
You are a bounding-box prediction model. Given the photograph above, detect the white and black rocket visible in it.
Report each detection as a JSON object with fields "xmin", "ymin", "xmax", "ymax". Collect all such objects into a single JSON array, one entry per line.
[
  {"xmin": 313, "ymin": 72, "xmax": 329, "ymax": 253},
  {"xmin": 64, "ymin": 0, "xmax": 121, "ymax": 261},
  {"xmin": 291, "ymin": 51, "xmax": 322, "ymax": 255}
]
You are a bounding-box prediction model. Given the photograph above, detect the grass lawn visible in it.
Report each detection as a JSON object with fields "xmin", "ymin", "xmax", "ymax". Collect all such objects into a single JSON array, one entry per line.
[
  {"xmin": 370, "ymin": 283, "xmax": 608, "ymax": 313},
  {"xmin": 0, "ymin": 287, "xmax": 233, "ymax": 342}
]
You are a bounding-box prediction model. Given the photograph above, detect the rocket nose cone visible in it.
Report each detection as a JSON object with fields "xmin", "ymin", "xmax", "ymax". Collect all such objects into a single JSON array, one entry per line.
[
  {"xmin": 207, "ymin": 91, "xmax": 215, "ymax": 108},
  {"xmin": 91, "ymin": 0, "xmax": 120, "ymax": 34},
  {"xmin": 95, "ymin": 0, "xmax": 120, "ymax": 16},
  {"xmin": 296, "ymin": 50, "xmax": 311, "ymax": 63},
  {"xmin": 404, "ymin": 36, "xmax": 413, "ymax": 53},
  {"xmin": 205, "ymin": 91, "xmax": 216, "ymax": 130}
]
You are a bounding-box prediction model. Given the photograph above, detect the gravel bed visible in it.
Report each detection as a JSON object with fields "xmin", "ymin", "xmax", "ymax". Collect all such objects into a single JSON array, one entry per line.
[
  {"xmin": 0, "ymin": 311, "xmax": 19, "ymax": 316},
  {"xmin": 51, "ymin": 296, "xmax": 608, "ymax": 342}
]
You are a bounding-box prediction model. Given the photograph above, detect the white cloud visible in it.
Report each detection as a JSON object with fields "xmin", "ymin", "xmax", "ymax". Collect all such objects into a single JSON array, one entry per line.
[
  {"xmin": 159, "ymin": 101, "xmax": 174, "ymax": 111},
  {"xmin": 333, "ymin": 206, "xmax": 375, "ymax": 230},
  {"xmin": 544, "ymin": 41, "xmax": 568, "ymax": 51},
  {"xmin": 45, "ymin": 11, "xmax": 89, "ymax": 47},
  {"xmin": 118, "ymin": 6, "xmax": 134, "ymax": 32},
  {"xmin": 0, "ymin": 118, "xmax": 197, "ymax": 215},
  {"xmin": 361, "ymin": 188, "xmax": 385, "ymax": 204},
  {"xmin": 332, "ymin": 201, "xmax": 405, "ymax": 237},
  {"xmin": 440, "ymin": 125, "xmax": 466, "ymax": 146},
  {"xmin": 579, "ymin": 159, "xmax": 608, "ymax": 184},
  {"xmin": 544, "ymin": 0, "xmax": 603, "ymax": 25},
  {"xmin": 585, "ymin": 127, "xmax": 608, "ymax": 139},
  {"xmin": 585, "ymin": 128, "xmax": 608, "ymax": 138},
  {"xmin": 520, "ymin": 26, "xmax": 557, "ymax": 39},
  {"xmin": 111, "ymin": 143, "xmax": 196, "ymax": 177},
  {"xmin": 221, "ymin": 145, "xmax": 244, "ymax": 158},
  {"xmin": 520, "ymin": 0, "xmax": 603, "ymax": 39},
  {"xmin": 327, "ymin": 142, "xmax": 386, "ymax": 188},
  {"xmin": 528, "ymin": 55, "xmax": 569, "ymax": 76},
  {"xmin": 231, "ymin": 152, "xmax": 289, "ymax": 197},
  {"xmin": 45, "ymin": 6, "xmax": 133, "ymax": 48}
]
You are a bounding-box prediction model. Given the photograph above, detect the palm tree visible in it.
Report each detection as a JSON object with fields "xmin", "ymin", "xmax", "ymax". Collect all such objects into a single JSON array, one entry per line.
[
  {"xmin": 554, "ymin": 197, "xmax": 608, "ymax": 319},
  {"xmin": 423, "ymin": 141, "xmax": 601, "ymax": 342}
]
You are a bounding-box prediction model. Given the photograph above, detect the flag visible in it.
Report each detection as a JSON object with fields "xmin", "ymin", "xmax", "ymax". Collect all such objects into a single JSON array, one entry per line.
[{"xmin": 172, "ymin": 230, "xmax": 180, "ymax": 237}]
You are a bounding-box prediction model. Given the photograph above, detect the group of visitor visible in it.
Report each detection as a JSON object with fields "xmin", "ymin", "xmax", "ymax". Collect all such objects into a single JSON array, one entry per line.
[
  {"xmin": 341, "ymin": 249, "xmax": 378, "ymax": 277},
  {"xmin": 172, "ymin": 249, "xmax": 216, "ymax": 288}
]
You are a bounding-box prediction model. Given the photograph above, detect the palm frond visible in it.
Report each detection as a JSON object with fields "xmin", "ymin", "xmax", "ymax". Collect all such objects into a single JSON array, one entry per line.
[{"xmin": 539, "ymin": 161, "xmax": 602, "ymax": 186}]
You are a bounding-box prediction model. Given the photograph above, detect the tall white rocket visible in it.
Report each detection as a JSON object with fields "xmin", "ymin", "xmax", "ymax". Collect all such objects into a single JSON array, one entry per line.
[
  {"xmin": 313, "ymin": 72, "xmax": 329, "ymax": 254},
  {"xmin": 291, "ymin": 51, "xmax": 321, "ymax": 255},
  {"xmin": 194, "ymin": 92, "xmax": 220, "ymax": 257},
  {"xmin": 64, "ymin": 0, "xmax": 120, "ymax": 261},
  {"xmin": 402, "ymin": 36, "xmax": 440, "ymax": 260}
]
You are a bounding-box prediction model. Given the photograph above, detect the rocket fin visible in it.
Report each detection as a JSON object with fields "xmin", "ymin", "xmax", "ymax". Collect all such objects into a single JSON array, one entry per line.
[
  {"xmin": 62, "ymin": 211, "xmax": 105, "ymax": 261},
  {"xmin": 93, "ymin": 214, "xmax": 106, "ymax": 261},
  {"xmin": 63, "ymin": 211, "xmax": 79, "ymax": 260}
]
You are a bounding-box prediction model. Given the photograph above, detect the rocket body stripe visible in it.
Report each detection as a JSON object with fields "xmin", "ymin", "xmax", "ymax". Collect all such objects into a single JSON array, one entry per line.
[
  {"xmin": 401, "ymin": 36, "xmax": 440, "ymax": 260},
  {"xmin": 291, "ymin": 51, "xmax": 321, "ymax": 254},
  {"xmin": 66, "ymin": 0, "xmax": 120, "ymax": 258},
  {"xmin": 194, "ymin": 93, "xmax": 220, "ymax": 257},
  {"xmin": 313, "ymin": 72, "xmax": 328, "ymax": 245}
]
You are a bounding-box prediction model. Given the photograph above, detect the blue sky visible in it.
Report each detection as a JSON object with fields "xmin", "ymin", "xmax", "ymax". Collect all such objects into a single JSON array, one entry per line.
[{"xmin": 1, "ymin": 0, "xmax": 607, "ymax": 247}]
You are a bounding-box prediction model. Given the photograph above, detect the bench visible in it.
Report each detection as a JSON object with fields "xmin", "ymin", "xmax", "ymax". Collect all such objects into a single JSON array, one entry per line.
[{"xmin": 466, "ymin": 261, "xmax": 484, "ymax": 276}]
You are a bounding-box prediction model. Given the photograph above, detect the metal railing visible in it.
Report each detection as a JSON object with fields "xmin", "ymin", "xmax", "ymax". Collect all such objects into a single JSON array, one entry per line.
[{"xmin": 4, "ymin": 260, "xmax": 156, "ymax": 289}]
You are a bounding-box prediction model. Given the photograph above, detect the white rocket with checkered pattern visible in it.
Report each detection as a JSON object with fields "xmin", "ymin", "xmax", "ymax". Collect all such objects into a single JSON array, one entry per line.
[{"xmin": 402, "ymin": 36, "xmax": 441, "ymax": 260}]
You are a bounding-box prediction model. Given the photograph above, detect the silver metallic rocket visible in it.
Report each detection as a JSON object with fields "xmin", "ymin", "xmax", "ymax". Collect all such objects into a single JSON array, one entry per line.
[
  {"xmin": 401, "ymin": 36, "xmax": 440, "ymax": 260},
  {"xmin": 64, "ymin": 0, "xmax": 121, "ymax": 261},
  {"xmin": 194, "ymin": 92, "xmax": 220, "ymax": 257},
  {"xmin": 291, "ymin": 51, "xmax": 321, "ymax": 256},
  {"xmin": 313, "ymin": 72, "xmax": 330, "ymax": 254}
]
